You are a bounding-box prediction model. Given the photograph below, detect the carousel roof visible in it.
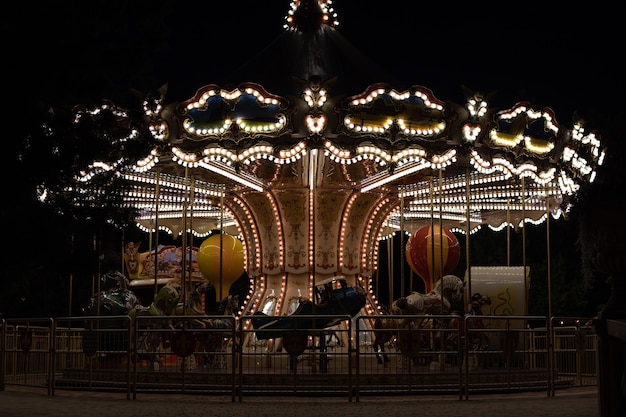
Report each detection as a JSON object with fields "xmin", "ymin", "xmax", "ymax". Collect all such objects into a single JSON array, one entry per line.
[{"xmin": 40, "ymin": 0, "xmax": 605, "ymax": 238}]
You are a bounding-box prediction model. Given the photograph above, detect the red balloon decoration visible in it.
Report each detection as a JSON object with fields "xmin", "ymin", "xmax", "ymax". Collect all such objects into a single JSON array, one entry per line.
[{"xmin": 408, "ymin": 225, "xmax": 460, "ymax": 293}]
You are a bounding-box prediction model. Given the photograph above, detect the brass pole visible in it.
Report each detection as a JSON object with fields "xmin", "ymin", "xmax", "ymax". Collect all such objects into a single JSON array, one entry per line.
[
  {"xmin": 181, "ymin": 166, "xmax": 189, "ymax": 309},
  {"xmin": 439, "ymin": 169, "xmax": 444, "ymax": 306},
  {"xmin": 400, "ymin": 191, "xmax": 405, "ymax": 297},
  {"xmin": 545, "ymin": 186, "xmax": 554, "ymax": 396},
  {"xmin": 507, "ymin": 195, "xmax": 511, "ymax": 267},
  {"xmin": 188, "ymin": 175, "xmax": 195, "ymax": 287},
  {"xmin": 429, "ymin": 176, "xmax": 435, "ymax": 293},
  {"xmin": 68, "ymin": 233, "xmax": 74, "ymax": 316},
  {"xmin": 153, "ymin": 168, "xmax": 160, "ymax": 300},
  {"xmin": 219, "ymin": 184, "xmax": 225, "ymax": 302},
  {"xmin": 521, "ymin": 176, "xmax": 526, "ymax": 267},
  {"xmin": 388, "ymin": 237, "xmax": 393, "ymax": 306},
  {"xmin": 465, "ymin": 167, "xmax": 471, "ymax": 307}
]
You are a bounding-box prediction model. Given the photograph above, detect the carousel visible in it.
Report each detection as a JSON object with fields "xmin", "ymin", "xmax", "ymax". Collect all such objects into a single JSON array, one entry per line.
[{"xmin": 40, "ymin": 0, "xmax": 604, "ymax": 345}]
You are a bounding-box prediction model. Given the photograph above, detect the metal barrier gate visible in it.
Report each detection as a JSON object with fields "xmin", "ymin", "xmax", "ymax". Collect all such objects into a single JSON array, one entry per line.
[{"xmin": 1, "ymin": 314, "xmax": 597, "ymax": 400}]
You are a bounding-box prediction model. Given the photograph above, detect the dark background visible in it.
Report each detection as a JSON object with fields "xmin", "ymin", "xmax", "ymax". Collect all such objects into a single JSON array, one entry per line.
[{"xmin": 2, "ymin": 1, "xmax": 623, "ymax": 317}]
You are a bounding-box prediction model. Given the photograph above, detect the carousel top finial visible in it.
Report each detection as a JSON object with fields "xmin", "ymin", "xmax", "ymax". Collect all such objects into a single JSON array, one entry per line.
[{"xmin": 284, "ymin": 0, "xmax": 339, "ymax": 31}]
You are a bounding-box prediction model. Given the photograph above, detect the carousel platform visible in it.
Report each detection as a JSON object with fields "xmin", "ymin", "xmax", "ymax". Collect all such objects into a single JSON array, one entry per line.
[{"xmin": 54, "ymin": 365, "xmax": 575, "ymax": 396}]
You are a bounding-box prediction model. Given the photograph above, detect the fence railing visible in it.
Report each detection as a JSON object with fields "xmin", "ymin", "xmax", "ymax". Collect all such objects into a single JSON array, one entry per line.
[{"xmin": 1, "ymin": 314, "xmax": 597, "ymax": 400}]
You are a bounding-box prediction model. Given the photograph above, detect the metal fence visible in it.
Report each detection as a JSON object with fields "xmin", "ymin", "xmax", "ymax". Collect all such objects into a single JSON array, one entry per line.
[{"xmin": 1, "ymin": 314, "xmax": 597, "ymax": 400}]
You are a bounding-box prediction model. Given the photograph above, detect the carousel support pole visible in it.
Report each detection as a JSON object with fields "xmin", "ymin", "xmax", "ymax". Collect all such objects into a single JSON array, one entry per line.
[
  {"xmin": 438, "ymin": 169, "xmax": 444, "ymax": 304},
  {"xmin": 465, "ymin": 168, "xmax": 472, "ymax": 303},
  {"xmin": 463, "ymin": 167, "xmax": 471, "ymax": 400},
  {"xmin": 94, "ymin": 233, "xmax": 100, "ymax": 316},
  {"xmin": 545, "ymin": 186, "xmax": 554, "ymax": 396},
  {"xmin": 181, "ymin": 166, "xmax": 190, "ymax": 308},
  {"xmin": 507, "ymin": 197, "xmax": 511, "ymax": 267},
  {"xmin": 153, "ymin": 168, "xmax": 160, "ymax": 300},
  {"xmin": 187, "ymin": 176, "xmax": 195, "ymax": 293},
  {"xmin": 309, "ymin": 149, "xmax": 317, "ymax": 303},
  {"xmin": 400, "ymin": 191, "xmax": 405, "ymax": 297},
  {"xmin": 521, "ymin": 177, "xmax": 527, "ymax": 267},
  {"xmin": 437, "ymin": 170, "xmax": 446, "ymax": 371},
  {"xmin": 387, "ymin": 237, "xmax": 393, "ymax": 307},
  {"xmin": 121, "ymin": 230, "xmax": 125, "ymax": 274},
  {"xmin": 429, "ymin": 176, "xmax": 435, "ymax": 293},
  {"xmin": 219, "ymin": 184, "xmax": 225, "ymax": 302},
  {"xmin": 68, "ymin": 232, "xmax": 74, "ymax": 317}
]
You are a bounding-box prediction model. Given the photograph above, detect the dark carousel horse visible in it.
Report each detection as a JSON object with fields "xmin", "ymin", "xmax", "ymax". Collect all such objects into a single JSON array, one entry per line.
[
  {"xmin": 372, "ymin": 304, "xmax": 437, "ymax": 367},
  {"xmin": 464, "ymin": 292, "xmax": 492, "ymax": 371},
  {"xmin": 388, "ymin": 275, "xmax": 465, "ymax": 366},
  {"xmin": 194, "ymin": 294, "xmax": 240, "ymax": 369},
  {"xmin": 163, "ymin": 281, "xmax": 240, "ymax": 370},
  {"xmin": 129, "ymin": 278, "xmax": 182, "ymax": 370},
  {"xmin": 251, "ymin": 279, "xmax": 366, "ymax": 340},
  {"xmin": 82, "ymin": 271, "xmax": 142, "ymax": 366},
  {"xmin": 372, "ymin": 304, "xmax": 399, "ymax": 365},
  {"xmin": 251, "ymin": 278, "xmax": 366, "ymax": 372},
  {"xmin": 83, "ymin": 270, "xmax": 142, "ymax": 319}
]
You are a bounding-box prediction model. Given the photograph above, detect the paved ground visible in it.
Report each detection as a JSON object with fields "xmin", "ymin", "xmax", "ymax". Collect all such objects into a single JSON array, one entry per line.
[{"xmin": 1, "ymin": 386, "xmax": 598, "ymax": 417}]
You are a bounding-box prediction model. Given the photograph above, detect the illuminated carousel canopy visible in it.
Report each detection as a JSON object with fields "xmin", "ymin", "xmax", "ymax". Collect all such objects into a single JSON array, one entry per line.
[{"xmin": 37, "ymin": 0, "xmax": 605, "ymax": 279}]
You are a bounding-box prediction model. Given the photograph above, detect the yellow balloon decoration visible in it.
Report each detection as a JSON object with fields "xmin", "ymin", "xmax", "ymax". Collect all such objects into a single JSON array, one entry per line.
[{"xmin": 197, "ymin": 233, "xmax": 245, "ymax": 301}]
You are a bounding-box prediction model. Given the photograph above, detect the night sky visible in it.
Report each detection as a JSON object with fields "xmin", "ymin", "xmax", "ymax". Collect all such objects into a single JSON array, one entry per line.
[{"xmin": 8, "ymin": 1, "xmax": 625, "ymax": 118}]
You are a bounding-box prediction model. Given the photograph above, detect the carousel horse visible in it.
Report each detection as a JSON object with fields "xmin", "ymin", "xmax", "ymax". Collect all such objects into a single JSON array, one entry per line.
[
  {"xmin": 387, "ymin": 275, "xmax": 465, "ymax": 366},
  {"xmin": 83, "ymin": 270, "xmax": 142, "ymax": 319},
  {"xmin": 372, "ymin": 304, "xmax": 399, "ymax": 365},
  {"xmin": 172, "ymin": 280, "xmax": 215, "ymax": 328},
  {"xmin": 129, "ymin": 278, "xmax": 182, "ymax": 370},
  {"xmin": 464, "ymin": 292, "xmax": 492, "ymax": 370},
  {"xmin": 195, "ymin": 294, "xmax": 240, "ymax": 368},
  {"xmin": 82, "ymin": 271, "xmax": 142, "ymax": 365},
  {"xmin": 392, "ymin": 274, "xmax": 464, "ymax": 329},
  {"xmin": 251, "ymin": 279, "xmax": 366, "ymax": 340},
  {"xmin": 374, "ymin": 306, "xmax": 443, "ymax": 366}
]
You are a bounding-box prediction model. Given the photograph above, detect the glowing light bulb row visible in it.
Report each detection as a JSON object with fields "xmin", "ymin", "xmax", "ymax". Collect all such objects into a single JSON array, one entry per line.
[
  {"xmin": 343, "ymin": 116, "xmax": 444, "ymax": 137},
  {"xmin": 268, "ymin": 191, "xmax": 283, "ymax": 271},
  {"xmin": 228, "ymin": 196, "xmax": 250, "ymax": 270},
  {"xmin": 360, "ymin": 198, "xmax": 389, "ymax": 271},
  {"xmin": 524, "ymin": 137, "xmax": 555, "ymax": 154},
  {"xmin": 350, "ymin": 88, "xmax": 443, "ymax": 111},
  {"xmin": 124, "ymin": 171, "xmax": 226, "ymax": 197},
  {"xmin": 450, "ymin": 225, "xmax": 481, "ymax": 235},
  {"xmin": 237, "ymin": 116, "xmax": 286, "ymax": 133},
  {"xmin": 397, "ymin": 120, "xmax": 445, "ymax": 136},
  {"xmin": 490, "ymin": 131, "xmax": 524, "ymax": 147},
  {"xmin": 232, "ymin": 195, "xmax": 258, "ymax": 272},
  {"xmin": 400, "ymin": 171, "xmax": 510, "ymax": 198},
  {"xmin": 238, "ymin": 145, "xmax": 275, "ymax": 163},
  {"xmin": 339, "ymin": 193, "xmax": 359, "ymax": 271},
  {"xmin": 171, "ymin": 147, "xmax": 198, "ymax": 167},
  {"xmin": 185, "ymin": 89, "xmax": 217, "ymax": 110},
  {"xmin": 278, "ymin": 142, "xmax": 307, "ymax": 161},
  {"xmin": 133, "ymin": 149, "xmax": 159, "ymax": 172},
  {"xmin": 183, "ymin": 118, "xmax": 231, "ymax": 135}
]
